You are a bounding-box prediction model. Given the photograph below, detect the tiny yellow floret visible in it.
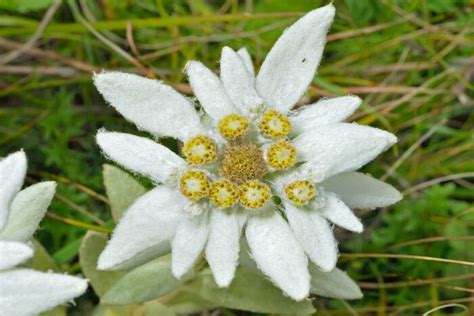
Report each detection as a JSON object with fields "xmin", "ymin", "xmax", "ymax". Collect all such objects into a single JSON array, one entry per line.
[
  {"xmin": 179, "ymin": 170, "xmax": 210, "ymax": 201},
  {"xmin": 239, "ymin": 181, "xmax": 271, "ymax": 209},
  {"xmin": 218, "ymin": 114, "xmax": 249, "ymax": 140},
  {"xmin": 284, "ymin": 180, "xmax": 317, "ymax": 206},
  {"xmin": 258, "ymin": 110, "xmax": 291, "ymax": 138},
  {"xmin": 267, "ymin": 141, "xmax": 297, "ymax": 169},
  {"xmin": 209, "ymin": 179, "xmax": 240, "ymax": 208},
  {"xmin": 219, "ymin": 144, "xmax": 267, "ymax": 183},
  {"xmin": 182, "ymin": 135, "xmax": 217, "ymax": 165}
]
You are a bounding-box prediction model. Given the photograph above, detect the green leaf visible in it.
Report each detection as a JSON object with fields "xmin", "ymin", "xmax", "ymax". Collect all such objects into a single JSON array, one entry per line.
[
  {"xmin": 103, "ymin": 258, "xmax": 184, "ymax": 305},
  {"xmin": 313, "ymin": 77, "xmax": 345, "ymax": 96},
  {"xmin": 0, "ymin": 0, "xmax": 53, "ymax": 13},
  {"xmin": 92, "ymin": 304, "xmax": 135, "ymax": 316},
  {"xmin": 0, "ymin": 182, "xmax": 56, "ymax": 241},
  {"xmin": 188, "ymin": 267, "xmax": 315, "ymax": 314},
  {"xmin": 30, "ymin": 239, "xmax": 59, "ymax": 272},
  {"xmin": 52, "ymin": 236, "xmax": 82, "ymax": 264},
  {"xmin": 92, "ymin": 301, "xmax": 175, "ymax": 316},
  {"xmin": 0, "ymin": 15, "xmax": 37, "ymax": 27},
  {"xmin": 138, "ymin": 301, "xmax": 176, "ymax": 316},
  {"xmin": 444, "ymin": 220, "xmax": 470, "ymax": 252},
  {"xmin": 309, "ymin": 263, "xmax": 363, "ymax": 300},
  {"xmin": 103, "ymin": 164, "xmax": 146, "ymax": 222},
  {"xmin": 80, "ymin": 231, "xmax": 127, "ymax": 298},
  {"xmin": 166, "ymin": 289, "xmax": 216, "ymax": 314},
  {"xmin": 39, "ymin": 306, "xmax": 66, "ymax": 316}
]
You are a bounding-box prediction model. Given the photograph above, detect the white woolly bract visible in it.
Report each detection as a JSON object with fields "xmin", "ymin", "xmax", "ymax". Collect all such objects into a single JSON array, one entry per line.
[
  {"xmin": 96, "ymin": 131, "xmax": 186, "ymax": 184},
  {"xmin": 237, "ymin": 47, "xmax": 255, "ymax": 77},
  {"xmin": 98, "ymin": 186, "xmax": 186, "ymax": 270},
  {"xmin": 93, "ymin": 71, "xmax": 204, "ymax": 140},
  {"xmin": 283, "ymin": 201, "xmax": 338, "ymax": 272},
  {"xmin": 205, "ymin": 210, "xmax": 245, "ymax": 287},
  {"xmin": 309, "ymin": 265, "xmax": 363, "ymax": 299},
  {"xmin": 185, "ymin": 61, "xmax": 235, "ymax": 120},
  {"xmin": 0, "ymin": 151, "xmax": 27, "ymax": 230},
  {"xmin": 256, "ymin": 4, "xmax": 335, "ymax": 114},
  {"xmin": 0, "ymin": 182, "xmax": 56, "ymax": 242},
  {"xmin": 0, "ymin": 269, "xmax": 87, "ymax": 316},
  {"xmin": 0, "ymin": 241, "xmax": 33, "ymax": 271},
  {"xmin": 318, "ymin": 192, "xmax": 363, "ymax": 233},
  {"xmin": 220, "ymin": 46, "xmax": 262, "ymax": 113},
  {"xmin": 321, "ymin": 172, "xmax": 403, "ymax": 209},
  {"xmin": 291, "ymin": 96, "xmax": 361, "ymax": 134},
  {"xmin": 245, "ymin": 212, "xmax": 310, "ymax": 301},
  {"xmin": 295, "ymin": 123, "xmax": 397, "ymax": 182},
  {"xmin": 171, "ymin": 213, "xmax": 209, "ymax": 278}
]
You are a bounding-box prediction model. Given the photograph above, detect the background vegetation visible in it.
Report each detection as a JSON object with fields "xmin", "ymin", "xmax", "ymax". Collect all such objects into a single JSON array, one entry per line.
[{"xmin": 0, "ymin": 0, "xmax": 473, "ymax": 315}]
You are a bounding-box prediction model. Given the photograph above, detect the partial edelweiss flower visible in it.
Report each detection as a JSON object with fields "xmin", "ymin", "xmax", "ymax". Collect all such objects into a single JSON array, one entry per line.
[
  {"xmin": 0, "ymin": 151, "xmax": 88, "ymax": 316},
  {"xmin": 94, "ymin": 4, "xmax": 401, "ymax": 301}
]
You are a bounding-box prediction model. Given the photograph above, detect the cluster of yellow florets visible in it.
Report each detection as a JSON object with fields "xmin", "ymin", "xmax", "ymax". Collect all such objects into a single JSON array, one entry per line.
[
  {"xmin": 178, "ymin": 110, "xmax": 317, "ymax": 209},
  {"xmin": 257, "ymin": 111, "xmax": 316, "ymax": 205},
  {"xmin": 239, "ymin": 181, "xmax": 272, "ymax": 209},
  {"xmin": 179, "ymin": 170, "xmax": 210, "ymax": 201},
  {"xmin": 182, "ymin": 135, "xmax": 217, "ymax": 165},
  {"xmin": 284, "ymin": 180, "xmax": 317, "ymax": 206},
  {"xmin": 218, "ymin": 113, "xmax": 249, "ymax": 140},
  {"xmin": 219, "ymin": 144, "xmax": 267, "ymax": 183},
  {"xmin": 178, "ymin": 168, "xmax": 271, "ymax": 210},
  {"xmin": 259, "ymin": 110, "xmax": 292, "ymax": 138},
  {"xmin": 267, "ymin": 141, "xmax": 297, "ymax": 169},
  {"xmin": 209, "ymin": 179, "xmax": 240, "ymax": 208}
]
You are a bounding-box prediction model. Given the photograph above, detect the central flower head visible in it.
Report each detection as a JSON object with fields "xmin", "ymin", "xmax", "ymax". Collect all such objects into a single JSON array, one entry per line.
[
  {"xmin": 219, "ymin": 143, "xmax": 266, "ymax": 183},
  {"xmin": 178, "ymin": 111, "xmax": 308, "ymax": 210}
]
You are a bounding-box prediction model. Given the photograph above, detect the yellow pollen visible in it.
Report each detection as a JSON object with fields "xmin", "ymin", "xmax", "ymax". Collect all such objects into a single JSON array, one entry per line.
[
  {"xmin": 209, "ymin": 179, "xmax": 240, "ymax": 208},
  {"xmin": 259, "ymin": 110, "xmax": 291, "ymax": 138},
  {"xmin": 267, "ymin": 141, "xmax": 297, "ymax": 169},
  {"xmin": 218, "ymin": 114, "xmax": 249, "ymax": 140},
  {"xmin": 219, "ymin": 144, "xmax": 267, "ymax": 183},
  {"xmin": 284, "ymin": 180, "xmax": 317, "ymax": 206},
  {"xmin": 179, "ymin": 170, "xmax": 210, "ymax": 201},
  {"xmin": 239, "ymin": 181, "xmax": 271, "ymax": 209},
  {"xmin": 182, "ymin": 135, "xmax": 217, "ymax": 165}
]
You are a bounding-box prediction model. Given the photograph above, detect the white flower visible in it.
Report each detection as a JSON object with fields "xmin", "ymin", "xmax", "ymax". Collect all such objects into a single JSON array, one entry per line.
[
  {"xmin": 94, "ymin": 4, "xmax": 401, "ymax": 301},
  {"xmin": 0, "ymin": 151, "xmax": 88, "ymax": 316}
]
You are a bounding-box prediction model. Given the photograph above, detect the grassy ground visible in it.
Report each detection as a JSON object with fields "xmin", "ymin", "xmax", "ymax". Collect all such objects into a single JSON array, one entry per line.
[{"xmin": 0, "ymin": 0, "xmax": 473, "ymax": 315}]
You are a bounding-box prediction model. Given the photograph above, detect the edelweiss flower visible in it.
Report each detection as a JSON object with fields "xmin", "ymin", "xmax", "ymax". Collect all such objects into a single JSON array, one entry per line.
[
  {"xmin": 95, "ymin": 4, "xmax": 401, "ymax": 300},
  {"xmin": 0, "ymin": 151, "xmax": 87, "ymax": 316}
]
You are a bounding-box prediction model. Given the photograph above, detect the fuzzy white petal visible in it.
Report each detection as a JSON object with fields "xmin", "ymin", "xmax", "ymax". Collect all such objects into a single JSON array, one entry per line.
[
  {"xmin": 0, "ymin": 269, "xmax": 87, "ymax": 316},
  {"xmin": 96, "ymin": 131, "xmax": 185, "ymax": 184},
  {"xmin": 256, "ymin": 5, "xmax": 335, "ymax": 114},
  {"xmin": 291, "ymin": 96, "xmax": 361, "ymax": 134},
  {"xmin": 0, "ymin": 151, "xmax": 27, "ymax": 230},
  {"xmin": 98, "ymin": 186, "xmax": 186, "ymax": 270},
  {"xmin": 309, "ymin": 265, "xmax": 363, "ymax": 299},
  {"xmin": 205, "ymin": 210, "xmax": 245, "ymax": 287},
  {"xmin": 295, "ymin": 123, "xmax": 397, "ymax": 182},
  {"xmin": 0, "ymin": 241, "xmax": 33, "ymax": 271},
  {"xmin": 245, "ymin": 212, "xmax": 310, "ymax": 301},
  {"xmin": 319, "ymin": 193, "xmax": 363, "ymax": 233},
  {"xmin": 283, "ymin": 202, "xmax": 338, "ymax": 272},
  {"xmin": 220, "ymin": 47, "xmax": 262, "ymax": 112},
  {"xmin": 0, "ymin": 182, "xmax": 56, "ymax": 242},
  {"xmin": 171, "ymin": 213, "xmax": 209, "ymax": 278},
  {"xmin": 321, "ymin": 172, "xmax": 403, "ymax": 209},
  {"xmin": 237, "ymin": 47, "xmax": 255, "ymax": 77},
  {"xmin": 93, "ymin": 72, "xmax": 204, "ymax": 140},
  {"xmin": 185, "ymin": 61, "xmax": 235, "ymax": 120}
]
